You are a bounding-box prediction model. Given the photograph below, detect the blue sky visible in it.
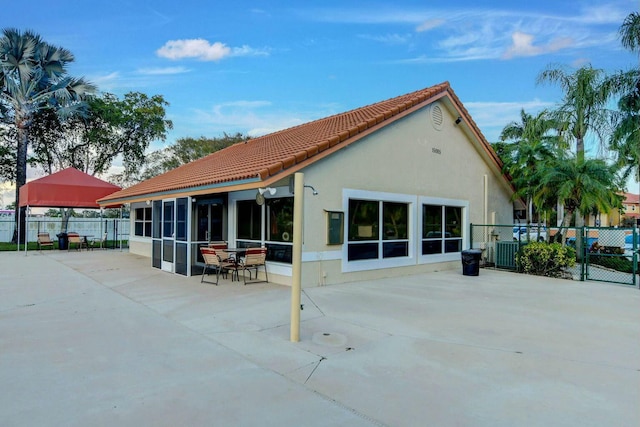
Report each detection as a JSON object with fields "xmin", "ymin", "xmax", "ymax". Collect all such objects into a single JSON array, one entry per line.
[{"xmin": 1, "ymin": 1, "xmax": 638, "ymax": 189}]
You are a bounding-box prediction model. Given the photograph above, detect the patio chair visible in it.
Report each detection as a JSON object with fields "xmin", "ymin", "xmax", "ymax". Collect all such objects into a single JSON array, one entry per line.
[
  {"xmin": 89, "ymin": 232, "xmax": 108, "ymax": 250},
  {"xmin": 208, "ymin": 241, "xmax": 228, "ymax": 250},
  {"xmin": 200, "ymin": 247, "xmax": 235, "ymax": 285},
  {"xmin": 37, "ymin": 232, "xmax": 55, "ymax": 250},
  {"xmin": 238, "ymin": 247, "xmax": 268, "ymax": 285},
  {"xmin": 67, "ymin": 232, "xmax": 87, "ymax": 251}
]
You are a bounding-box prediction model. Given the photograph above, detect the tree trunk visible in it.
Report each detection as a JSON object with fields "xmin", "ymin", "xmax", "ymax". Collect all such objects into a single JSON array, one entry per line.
[
  {"xmin": 575, "ymin": 213, "xmax": 585, "ymax": 261},
  {"xmin": 576, "ymin": 136, "xmax": 585, "ymax": 162},
  {"xmin": 11, "ymin": 126, "xmax": 29, "ymax": 244},
  {"xmin": 555, "ymin": 208, "xmax": 574, "ymax": 243}
]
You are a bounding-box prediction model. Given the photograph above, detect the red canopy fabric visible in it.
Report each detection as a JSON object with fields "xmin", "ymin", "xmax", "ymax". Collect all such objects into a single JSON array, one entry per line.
[{"xmin": 19, "ymin": 168, "xmax": 121, "ymax": 208}]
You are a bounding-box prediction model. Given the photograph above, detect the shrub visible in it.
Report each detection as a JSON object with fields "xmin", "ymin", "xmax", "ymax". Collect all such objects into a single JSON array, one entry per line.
[
  {"xmin": 516, "ymin": 242, "xmax": 576, "ymax": 278},
  {"xmin": 589, "ymin": 254, "xmax": 635, "ymax": 274}
]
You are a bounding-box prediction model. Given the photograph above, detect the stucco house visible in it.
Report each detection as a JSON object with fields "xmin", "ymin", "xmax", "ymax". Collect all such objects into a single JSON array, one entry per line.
[{"xmin": 98, "ymin": 82, "xmax": 516, "ymax": 286}]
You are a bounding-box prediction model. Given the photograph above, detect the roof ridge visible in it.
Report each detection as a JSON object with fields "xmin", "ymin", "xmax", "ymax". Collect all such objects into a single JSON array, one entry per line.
[{"xmin": 246, "ymin": 81, "xmax": 451, "ymax": 143}]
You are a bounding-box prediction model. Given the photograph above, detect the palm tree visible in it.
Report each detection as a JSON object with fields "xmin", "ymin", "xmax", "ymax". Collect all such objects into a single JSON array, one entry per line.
[
  {"xmin": 533, "ymin": 156, "xmax": 623, "ymax": 242},
  {"xmin": 619, "ymin": 12, "xmax": 640, "ymax": 53},
  {"xmin": 609, "ymin": 12, "xmax": 640, "ymax": 184},
  {"xmin": 537, "ymin": 65, "xmax": 611, "ymax": 162},
  {"xmin": 499, "ymin": 109, "xmax": 563, "ymax": 226},
  {"xmin": 0, "ymin": 28, "xmax": 95, "ymax": 242}
]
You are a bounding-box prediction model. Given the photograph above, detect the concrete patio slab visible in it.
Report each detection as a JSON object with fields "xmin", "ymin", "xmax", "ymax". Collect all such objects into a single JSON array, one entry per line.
[{"xmin": 1, "ymin": 250, "xmax": 638, "ymax": 426}]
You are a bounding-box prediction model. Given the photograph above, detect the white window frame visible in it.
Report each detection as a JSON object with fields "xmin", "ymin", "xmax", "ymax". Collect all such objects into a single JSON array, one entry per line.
[
  {"xmin": 342, "ymin": 189, "xmax": 416, "ymax": 273},
  {"xmin": 418, "ymin": 196, "xmax": 469, "ymax": 264}
]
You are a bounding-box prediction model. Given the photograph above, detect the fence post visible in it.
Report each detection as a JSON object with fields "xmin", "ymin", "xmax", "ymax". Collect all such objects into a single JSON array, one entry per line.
[
  {"xmin": 580, "ymin": 227, "xmax": 586, "ymax": 282},
  {"xmin": 634, "ymin": 228, "xmax": 638, "ymax": 289}
]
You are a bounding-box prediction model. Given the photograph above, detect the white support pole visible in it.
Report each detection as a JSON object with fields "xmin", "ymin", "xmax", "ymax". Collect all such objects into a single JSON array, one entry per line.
[
  {"xmin": 290, "ymin": 172, "xmax": 304, "ymax": 342},
  {"xmin": 24, "ymin": 205, "xmax": 29, "ymax": 256},
  {"xmin": 16, "ymin": 206, "xmax": 21, "ymax": 253}
]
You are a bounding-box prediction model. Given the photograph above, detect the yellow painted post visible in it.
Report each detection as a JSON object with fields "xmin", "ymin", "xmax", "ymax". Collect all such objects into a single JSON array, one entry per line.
[{"xmin": 290, "ymin": 172, "xmax": 304, "ymax": 342}]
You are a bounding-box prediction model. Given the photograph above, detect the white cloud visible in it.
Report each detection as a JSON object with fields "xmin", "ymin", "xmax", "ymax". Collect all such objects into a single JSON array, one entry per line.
[
  {"xmin": 137, "ymin": 66, "xmax": 190, "ymax": 75},
  {"xmin": 156, "ymin": 39, "xmax": 269, "ymax": 61},
  {"xmin": 357, "ymin": 33, "xmax": 411, "ymax": 45},
  {"xmin": 157, "ymin": 39, "xmax": 231, "ymax": 61},
  {"xmin": 84, "ymin": 72, "xmax": 125, "ymax": 92},
  {"xmin": 502, "ymin": 32, "xmax": 575, "ymax": 59},
  {"xmin": 300, "ymin": 5, "xmax": 625, "ymax": 63},
  {"xmin": 464, "ymin": 99, "xmax": 554, "ymax": 141},
  {"xmin": 416, "ymin": 19, "xmax": 444, "ymax": 32},
  {"xmin": 576, "ymin": 5, "xmax": 629, "ymax": 24},
  {"xmin": 180, "ymin": 100, "xmax": 332, "ymax": 138}
]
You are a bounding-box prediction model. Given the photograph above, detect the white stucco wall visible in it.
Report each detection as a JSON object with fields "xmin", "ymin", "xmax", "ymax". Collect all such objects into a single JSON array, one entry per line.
[{"xmin": 290, "ymin": 100, "xmax": 513, "ymax": 285}]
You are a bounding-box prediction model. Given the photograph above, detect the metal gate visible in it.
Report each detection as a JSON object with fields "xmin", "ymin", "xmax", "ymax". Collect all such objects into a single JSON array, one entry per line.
[
  {"xmin": 583, "ymin": 227, "xmax": 637, "ymax": 287},
  {"xmin": 470, "ymin": 224, "xmax": 638, "ymax": 287}
]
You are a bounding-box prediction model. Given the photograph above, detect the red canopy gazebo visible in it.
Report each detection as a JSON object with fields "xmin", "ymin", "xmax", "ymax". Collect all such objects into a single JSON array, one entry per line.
[
  {"xmin": 19, "ymin": 167, "xmax": 121, "ymax": 209},
  {"xmin": 17, "ymin": 168, "xmax": 121, "ymax": 252}
]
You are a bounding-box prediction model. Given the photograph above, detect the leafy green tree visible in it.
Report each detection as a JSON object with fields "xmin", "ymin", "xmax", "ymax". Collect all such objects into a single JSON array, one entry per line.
[
  {"xmin": 44, "ymin": 208, "xmax": 62, "ymax": 217},
  {"xmin": 160, "ymin": 133, "xmax": 248, "ymax": 171},
  {"xmin": 0, "ymin": 125, "xmax": 14, "ymax": 180},
  {"xmin": 29, "ymin": 92, "xmax": 173, "ymax": 176},
  {"xmin": 110, "ymin": 133, "xmax": 247, "ymax": 187},
  {"xmin": 0, "ymin": 28, "xmax": 95, "ymax": 242},
  {"xmin": 533, "ymin": 156, "xmax": 623, "ymax": 241}
]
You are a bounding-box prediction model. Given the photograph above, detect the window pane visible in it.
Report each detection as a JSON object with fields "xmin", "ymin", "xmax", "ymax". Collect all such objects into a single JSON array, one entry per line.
[
  {"xmin": 176, "ymin": 198, "xmax": 188, "ymax": 241},
  {"xmin": 348, "ymin": 199, "xmax": 379, "ymax": 241},
  {"xmin": 422, "ymin": 240, "xmax": 442, "ymax": 255},
  {"xmin": 163, "ymin": 202, "xmax": 174, "ymax": 238},
  {"xmin": 445, "ymin": 207, "xmax": 462, "ymax": 237},
  {"xmin": 144, "ymin": 207, "xmax": 152, "ymax": 220},
  {"xmin": 266, "ymin": 198, "xmax": 293, "ymax": 242},
  {"xmin": 135, "ymin": 208, "xmax": 144, "ymax": 220},
  {"xmin": 237, "ymin": 200, "xmax": 261, "ymax": 240},
  {"xmin": 422, "ymin": 205, "xmax": 442, "ymax": 238},
  {"xmin": 383, "ymin": 241, "xmax": 408, "ymax": 258},
  {"xmin": 348, "ymin": 242, "xmax": 379, "ymax": 261},
  {"xmin": 445, "ymin": 239, "xmax": 462, "ymax": 253},
  {"xmin": 383, "ymin": 202, "xmax": 408, "ymax": 240},
  {"xmin": 266, "ymin": 243, "xmax": 292, "ymax": 263},
  {"xmin": 152, "ymin": 201, "xmax": 162, "ymax": 239},
  {"xmin": 134, "ymin": 222, "xmax": 143, "ymax": 236}
]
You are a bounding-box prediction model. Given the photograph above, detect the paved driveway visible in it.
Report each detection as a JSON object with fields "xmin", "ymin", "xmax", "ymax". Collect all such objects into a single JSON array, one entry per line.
[{"xmin": 1, "ymin": 250, "xmax": 638, "ymax": 426}]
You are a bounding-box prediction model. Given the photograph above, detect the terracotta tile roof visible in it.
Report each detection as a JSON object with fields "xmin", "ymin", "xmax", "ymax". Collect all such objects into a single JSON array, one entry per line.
[
  {"xmin": 623, "ymin": 192, "xmax": 639, "ymax": 204},
  {"xmin": 99, "ymin": 81, "xmax": 502, "ymax": 204}
]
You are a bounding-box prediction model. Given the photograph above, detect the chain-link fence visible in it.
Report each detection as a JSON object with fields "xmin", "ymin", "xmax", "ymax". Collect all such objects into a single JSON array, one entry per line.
[{"xmin": 470, "ymin": 224, "xmax": 638, "ymax": 287}]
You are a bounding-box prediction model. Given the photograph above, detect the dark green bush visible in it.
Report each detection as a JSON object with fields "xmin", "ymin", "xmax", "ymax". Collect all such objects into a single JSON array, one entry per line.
[
  {"xmin": 515, "ymin": 242, "xmax": 576, "ymax": 278},
  {"xmin": 589, "ymin": 254, "xmax": 635, "ymax": 274}
]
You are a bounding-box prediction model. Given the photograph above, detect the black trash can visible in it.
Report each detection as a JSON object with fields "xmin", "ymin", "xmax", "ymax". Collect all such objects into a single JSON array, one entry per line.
[
  {"xmin": 461, "ymin": 249, "xmax": 482, "ymax": 276},
  {"xmin": 56, "ymin": 232, "xmax": 68, "ymax": 250}
]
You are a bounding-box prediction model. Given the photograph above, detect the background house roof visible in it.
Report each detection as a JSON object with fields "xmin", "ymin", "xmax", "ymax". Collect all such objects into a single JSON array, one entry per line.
[
  {"xmin": 623, "ymin": 192, "xmax": 639, "ymax": 204},
  {"xmin": 99, "ymin": 81, "xmax": 503, "ymax": 204}
]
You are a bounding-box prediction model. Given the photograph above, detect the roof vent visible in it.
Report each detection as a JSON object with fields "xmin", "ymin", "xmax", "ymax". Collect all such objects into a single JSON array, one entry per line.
[{"xmin": 430, "ymin": 104, "xmax": 444, "ymax": 130}]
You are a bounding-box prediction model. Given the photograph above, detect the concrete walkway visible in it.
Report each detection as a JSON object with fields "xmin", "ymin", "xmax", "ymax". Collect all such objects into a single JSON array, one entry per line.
[{"xmin": 1, "ymin": 250, "xmax": 638, "ymax": 426}]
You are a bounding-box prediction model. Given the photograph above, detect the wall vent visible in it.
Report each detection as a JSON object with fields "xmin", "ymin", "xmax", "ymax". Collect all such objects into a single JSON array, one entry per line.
[{"xmin": 430, "ymin": 104, "xmax": 443, "ymax": 130}]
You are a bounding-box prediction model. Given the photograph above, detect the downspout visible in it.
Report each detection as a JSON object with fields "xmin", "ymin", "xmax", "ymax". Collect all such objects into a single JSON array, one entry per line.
[
  {"xmin": 484, "ymin": 175, "xmax": 488, "ymax": 245},
  {"xmin": 484, "ymin": 175, "xmax": 488, "ymax": 225}
]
